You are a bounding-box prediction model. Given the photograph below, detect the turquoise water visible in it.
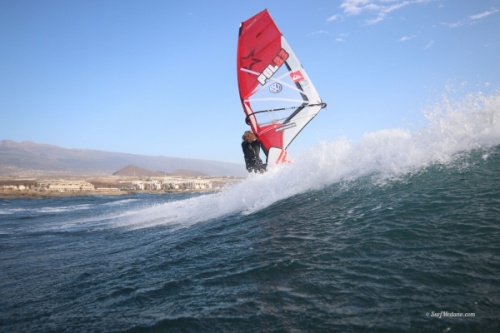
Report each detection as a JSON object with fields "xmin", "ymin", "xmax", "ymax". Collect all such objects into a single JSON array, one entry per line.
[{"xmin": 1, "ymin": 92, "xmax": 500, "ymax": 332}]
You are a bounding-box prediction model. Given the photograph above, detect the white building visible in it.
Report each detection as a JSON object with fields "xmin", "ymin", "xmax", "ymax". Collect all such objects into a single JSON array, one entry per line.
[{"xmin": 37, "ymin": 180, "xmax": 95, "ymax": 192}]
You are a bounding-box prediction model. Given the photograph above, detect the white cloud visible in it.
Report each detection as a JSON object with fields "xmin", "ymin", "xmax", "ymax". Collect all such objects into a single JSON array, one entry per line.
[
  {"xmin": 443, "ymin": 8, "xmax": 499, "ymax": 28},
  {"xmin": 424, "ymin": 40, "xmax": 434, "ymax": 49},
  {"xmin": 340, "ymin": 0, "xmax": 374, "ymax": 16},
  {"xmin": 334, "ymin": 1, "xmax": 498, "ymax": 28},
  {"xmin": 327, "ymin": 14, "xmax": 342, "ymax": 22},
  {"xmin": 399, "ymin": 35, "xmax": 416, "ymax": 42},
  {"xmin": 469, "ymin": 8, "xmax": 499, "ymax": 20},
  {"xmin": 442, "ymin": 20, "xmax": 460, "ymax": 28},
  {"xmin": 336, "ymin": 33, "xmax": 349, "ymax": 42},
  {"xmin": 337, "ymin": 0, "xmax": 432, "ymax": 25}
]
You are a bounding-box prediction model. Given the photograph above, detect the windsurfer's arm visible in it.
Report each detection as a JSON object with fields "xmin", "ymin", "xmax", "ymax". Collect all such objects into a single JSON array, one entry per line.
[{"xmin": 242, "ymin": 142, "xmax": 255, "ymax": 172}]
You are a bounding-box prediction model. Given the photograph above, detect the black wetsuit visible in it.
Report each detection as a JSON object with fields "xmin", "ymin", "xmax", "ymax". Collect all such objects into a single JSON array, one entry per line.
[{"xmin": 242, "ymin": 140, "xmax": 267, "ymax": 173}]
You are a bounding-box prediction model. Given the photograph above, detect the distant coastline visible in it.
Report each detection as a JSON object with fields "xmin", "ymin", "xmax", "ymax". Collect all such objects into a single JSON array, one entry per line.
[
  {"xmin": 0, "ymin": 140, "xmax": 247, "ymax": 199},
  {"xmin": 0, "ymin": 189, "xmax": 127, "ymax": 199},
  {"xmin": 0, "ymin": 175, "xmax": 243, "ymax": 199},
  {"xmin": 0, "ymin": 189, "xmax": 215, "ymax": 199}
]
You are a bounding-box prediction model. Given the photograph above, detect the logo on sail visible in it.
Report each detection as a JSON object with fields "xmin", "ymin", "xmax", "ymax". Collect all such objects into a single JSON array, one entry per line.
[
  {"xmin": 257, "ymin": 48, "xmax": 289, "ymax": 85},
  {"xmin": 290, "ymin": 71, "xmax": 304, "ymax": 83},
  {"xmin": 269, "ymin": 83, "xmax": 282, "ymax": 93}
]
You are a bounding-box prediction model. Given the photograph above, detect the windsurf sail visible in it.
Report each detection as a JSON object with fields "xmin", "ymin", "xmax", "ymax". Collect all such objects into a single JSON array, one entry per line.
[{"xmin": 237, "ymin": 9, "xmax": 326, "ymax": 165}]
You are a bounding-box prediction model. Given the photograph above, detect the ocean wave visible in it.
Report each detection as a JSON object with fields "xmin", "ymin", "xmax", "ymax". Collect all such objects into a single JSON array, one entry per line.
[{"xmin": 112, "ymin": 90, "xmax": 500, "ymax": 230}]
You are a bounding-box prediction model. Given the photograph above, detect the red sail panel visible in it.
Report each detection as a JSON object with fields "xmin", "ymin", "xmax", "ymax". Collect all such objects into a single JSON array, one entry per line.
[
  {"xmin": 237, "ymin": 10, "xmax": 283, "ymax": 154},
  {"xmin": 237, "ymin": 10, "xmax": 281, "ymax": 106}
]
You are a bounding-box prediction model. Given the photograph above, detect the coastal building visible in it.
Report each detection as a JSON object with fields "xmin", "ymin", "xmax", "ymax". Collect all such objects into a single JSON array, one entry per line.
[
  {"xmin": 160, "ymin": 178, "xmax": 212, "ymax": 191},
  {"xmin": 1, "ymin": 184, "xmax": 27, "ymax": 190},
  {"xmin": 0, "ymin": 176, "xmax": 229, "ymax": 197},
  {"xmin": 128, "ymin": 178, "xmax": 213, "ymax": 191},
  {"xmin": 37, "ymin": 180, "xmax": 95, "ymax": 192},
  {"xmin": 132, "ymin": 181, "xmax": 145, "ymax": 190}
]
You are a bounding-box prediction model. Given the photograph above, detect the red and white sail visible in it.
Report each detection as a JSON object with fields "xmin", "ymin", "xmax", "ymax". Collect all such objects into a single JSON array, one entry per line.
[{"xmin": 237, "ymin": 9, "xmax": 326, "ymax": 166}]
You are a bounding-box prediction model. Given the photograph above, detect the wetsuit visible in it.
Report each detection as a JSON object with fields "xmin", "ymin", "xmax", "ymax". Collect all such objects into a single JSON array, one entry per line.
[{"xmin": 242, "ymin": 140, "xmax": 267, "ymax": 173}]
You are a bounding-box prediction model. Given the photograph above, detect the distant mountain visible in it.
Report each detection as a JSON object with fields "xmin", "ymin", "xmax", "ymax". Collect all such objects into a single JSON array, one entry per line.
[
  {"xmin": 113, "ymin": 165, "xmax": 165, "ymax": 177},
  {"xmin": 0, "ymin": 140, "xmax": 246, "ymax": 177}
]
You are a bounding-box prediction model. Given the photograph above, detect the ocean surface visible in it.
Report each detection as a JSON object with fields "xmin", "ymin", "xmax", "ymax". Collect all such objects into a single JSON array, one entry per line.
[{"xmin": 1, "ymin": 92, "xmax": 500, "ymax": 332}]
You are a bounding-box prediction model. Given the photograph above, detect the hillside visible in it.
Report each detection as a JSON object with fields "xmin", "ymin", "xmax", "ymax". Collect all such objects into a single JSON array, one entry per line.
[
  {"xmin": 113, "ymin": 165, "xmax": 165, "ymax": 177},
  {"xmin": 0, "ymin": 140, "xmax": 246, "ymax": 177}
]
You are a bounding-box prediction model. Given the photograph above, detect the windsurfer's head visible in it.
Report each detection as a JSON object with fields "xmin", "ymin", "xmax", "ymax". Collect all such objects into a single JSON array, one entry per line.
[{"xmin": 242, "ymin": 130, "xmax": 256, "ymax": 142}]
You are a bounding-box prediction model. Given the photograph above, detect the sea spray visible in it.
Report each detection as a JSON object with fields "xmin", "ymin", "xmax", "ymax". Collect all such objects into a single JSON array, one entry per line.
[{"xmin": 95, "ymin": 90, "xmax": 500, "ymax": 229}]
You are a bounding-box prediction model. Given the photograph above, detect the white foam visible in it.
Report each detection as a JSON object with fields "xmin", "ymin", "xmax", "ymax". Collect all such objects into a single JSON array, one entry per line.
[
  {"xmin": 0, "ymin": 207, "xmax": 27, "ymax": 215},
  {"xmin": 101, "ymin": 198, "xmax": 138, "ymax": 207},
  {"xmin": 0, "ymin": 204, "xmax": 94, "ymax": 216},
  {"xmin": 108, "ymin": 90, "xmax": 500, "ymax": 230}
]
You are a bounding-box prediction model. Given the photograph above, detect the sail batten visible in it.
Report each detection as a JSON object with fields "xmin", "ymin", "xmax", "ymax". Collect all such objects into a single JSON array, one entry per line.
[{"xmin": 237, "ymin": 9, "xmax": 326, "ymax": 165}]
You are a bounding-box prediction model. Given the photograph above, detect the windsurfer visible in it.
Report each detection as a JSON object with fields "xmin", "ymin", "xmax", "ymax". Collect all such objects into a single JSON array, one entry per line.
[{"xmin": 241, "ymin": 130, "xmax": 267, "ymax": 173}]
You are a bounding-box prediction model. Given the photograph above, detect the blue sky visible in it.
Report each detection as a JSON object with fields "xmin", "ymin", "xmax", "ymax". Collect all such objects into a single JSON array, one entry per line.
[{"xmin": 1, "ymin": 0, "xmax": 499, "ymax": 164}]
